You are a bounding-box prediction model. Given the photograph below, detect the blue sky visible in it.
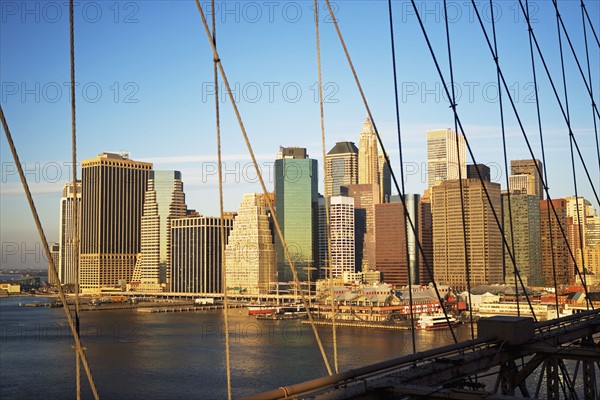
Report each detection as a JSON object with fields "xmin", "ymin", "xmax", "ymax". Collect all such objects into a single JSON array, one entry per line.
[{"xmin": 1, "ymin": 0, "xmax": 599, "ymax": 268}]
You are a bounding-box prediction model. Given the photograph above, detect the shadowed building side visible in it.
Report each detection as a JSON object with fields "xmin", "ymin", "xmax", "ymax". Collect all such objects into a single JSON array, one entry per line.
[
  {"xmin": 80, "ymin": 152, "xmax": 152, "ymax": 293},
  {"xmin": 171, "ymin": 215, "xmax": 234, "ymax": 293}
]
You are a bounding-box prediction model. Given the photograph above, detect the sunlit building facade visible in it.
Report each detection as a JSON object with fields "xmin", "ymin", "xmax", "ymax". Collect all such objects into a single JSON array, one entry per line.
[{"xmin": 80, "ymin": 152, "xmax": 152, "ymax": 293}]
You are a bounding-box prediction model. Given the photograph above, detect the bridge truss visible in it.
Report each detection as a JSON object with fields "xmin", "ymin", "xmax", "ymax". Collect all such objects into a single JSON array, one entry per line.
[{"xmin": 247, "ymin": 310, "xmax": 600, "ymax": 399}]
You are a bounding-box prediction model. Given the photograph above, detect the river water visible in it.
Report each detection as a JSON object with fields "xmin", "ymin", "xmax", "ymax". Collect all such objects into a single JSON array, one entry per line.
[{"xmin": 0, "ymin": 296, "xmax": 474, "ymax": 399}]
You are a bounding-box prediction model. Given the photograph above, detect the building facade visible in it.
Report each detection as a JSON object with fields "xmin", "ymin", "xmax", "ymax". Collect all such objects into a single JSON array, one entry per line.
[
  {"xmin": 48, "ymin": 243, "xmax": 60, "ymax": 286},
  {"xmin": 131, "ymin": 170, "xmax": 187, "ymax": 292},
  {"xmin": 80, "ymin": 152, "xmax": 152, "ymax": 293},
  {"xmin": 58, "ymin": 181, "xmax": 81, "ymax": 286},
  {"xmin": 510, "ymin": 159, "xmax": 544, "ymax": 199},
  {"xmin": 432, "ymin": 179, "xmax": 503, "ymax": 289},
  {"xmin": 274, "ymin": 147, "xmax": 319, "ymax": 282},
  {"xmin": 540, "ymin": 199, "xmax": 573, "ymax": 285},
  {"xmin": 426, "ymin": 128, "xmax": 466, "ymax": 189},
  {"xmin": 318, "ymin": 196, "xmax": 355, "ymax": 279},
  {"xmin": 374, "ymin": 202, "xmax": 408, "ymax": 286},
  {"xmin": 225, "ymin": 193, "xmax": 276, "ymax": 295},
  {"xmin": 502, "ymin": 194, "xmax": 541, "ymax": 286},
  {"xmin": 171, "ymin": 215, "xmax": 234, "ymax": 293},
  {"xmin": 341, "ymin": 183, "xmax": 379, "ymax": 272},
  {"xmin": 418, "ymin": 190, "xmax": 434, "ymax": 285},
  {"xmin": 325, "ymin": 141, "xmax": 358, "ymax": 197}
]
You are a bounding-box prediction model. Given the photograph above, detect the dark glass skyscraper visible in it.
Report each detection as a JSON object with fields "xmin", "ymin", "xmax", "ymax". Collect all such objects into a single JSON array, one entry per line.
[{"xmin": 274, "ymin": 147, "xmax": 318, "ymax": 282}]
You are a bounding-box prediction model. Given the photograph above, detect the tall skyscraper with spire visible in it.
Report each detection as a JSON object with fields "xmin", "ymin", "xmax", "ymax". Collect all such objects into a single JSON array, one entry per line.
[
  {"xmin": 225, "ymin": 193, "xmax": 276, "ymax": 295},
  {"xmin": 358, "ymin": 116, "xmax": 380, "ymax": 189},
  {"xmin": 80, "ymin": 152, "xmax": 152, "ymax": 293},
  {"xmin": 59, "ymin": 180, "xmax": 81, "ymax": 286},
  {"xmin": 131, "ymin": 170, "xmax": 187, "ymax": 292},
  {"xmin": 427, "ymin": 128, "xmax": 466, "ymax": 189}
]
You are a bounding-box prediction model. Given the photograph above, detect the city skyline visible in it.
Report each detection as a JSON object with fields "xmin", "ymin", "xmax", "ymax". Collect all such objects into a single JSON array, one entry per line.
[{"xmin": 2, "ymin": 1, "xmax": 599, "ymax": 267}]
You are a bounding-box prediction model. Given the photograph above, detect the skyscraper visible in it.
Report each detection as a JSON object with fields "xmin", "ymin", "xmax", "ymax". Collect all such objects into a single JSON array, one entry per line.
[
  {"xmin": 540, "ymin": 199, "xmax": 573, "ymax": 285},
  {"xmin": 432, "ymin": 178, "xmax": 503, "ymax": 289},
  {"xmin": 317, "ymin": 196, "xmax": 355, "ymax": 278},
  {"xmin": 418, "ymin": 190, "xmax": 433, "ymax": 285},
  {"xmin": 225, "ymin": 193, "xmax": 276, "ymax": 295},
  {"xmin": 59, "ymin": 180, "xmax": 81, "ymax": 286},
  {"xmin": 131, "ymin": 171, "xmax": 187, "ymax": 292},
  {"xmin": 325, "ymin": 141, "xmax": 358, "ymax": 197},
  {"xmin": 502, "ymin": 194, "xmax": 541, "ymax": 286},
  {"xmin": 80, "ymin": 152, "xmax": 152, "ymax": 293},
  {"xmin": 48, "ymin": 243, "xmax": 60, "ymax": 286},
  {"xmin": 358, "ymin": 116, "xmax": 379, "ymax": 188},
  {"xmin": 508, "ymin": 174, "xmax": 533, "ymax": 195},
  {"xmin": 510, "ymin": 159, "xmax": 544, "ymax": 199},
  {"xmin": 341, "ymin": 183, "xmax": 379, "ymax": 271},
  {"xmin": 427, "ymin": 128, "xmax": 466, "ymax": 189},
  {"xmin": 171, "ymin": 215, "xmax": 234, "ymax": 293},
  {"xmin": 467, "ymin": 164, "xmax": 491, "ymax": 182},
  {"xmin": 274, "ymin": 147, "xmax": 318, "ymax": 282},
  {"xmin": 378, "ymin": 153, "xmax": 392, "ymax": 202},
  {"xmin": 564, "ymin": 196, "xmax": 595, "ymax": 276},
  {"xmin": 375, "ymin": 201, "xmax": 408, "ymax": 286}
]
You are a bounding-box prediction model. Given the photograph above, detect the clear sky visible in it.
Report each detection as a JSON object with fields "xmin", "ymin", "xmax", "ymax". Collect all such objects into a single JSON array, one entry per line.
[{"xmin": 1, "ymin": 0, "xmax": 599, "ymax": 269}]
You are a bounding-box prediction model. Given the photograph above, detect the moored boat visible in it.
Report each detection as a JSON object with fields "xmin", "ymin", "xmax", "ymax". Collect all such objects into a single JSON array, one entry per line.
[
  {"xmin": 417, "ymin": 313, "xmax": 460, "ymax": 330},
  {"xmin": 247, "ymin": 304, "xmax": 278, "ymax": 315}
]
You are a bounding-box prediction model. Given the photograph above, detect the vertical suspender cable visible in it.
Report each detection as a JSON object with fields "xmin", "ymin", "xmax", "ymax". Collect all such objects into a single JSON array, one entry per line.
[
  {"xmin": 313, "ymin": 0, "xmax": 339, "ymax": 373},
  {"xmin": 477, "ymin": 0, "xmax": 595, "ymax": 308},
  {"xmin": 412, "ymin": 0, "xmax": 539, "ymax": 321},
  {"xmin": 442, "ymin": 0, "xmax": 474, "ymax": 338},
  {"xmin": 68, "ymin": 0, "xmax": 82, "ymax": 397},
  {"xmin": 580, "ymin": 1, "xmax": 600, "ymax": 176},
  {"xmin": 581, "ymin": 1, "xmax": 600, "ymax": 48},
  {"xmin": 488, "ymin": 0, "xmax": 519, "ymax": 315},
  {"xmin": 387, "ymin": 0, "xmax": 416, "ymax": 354},
  {"xmin": 1, "ymin": 107, "xmax": 100, "ymax": 399},
  {"xmin": 554, "ymin": 0, "xmax": 589, "ymax": 307},
  {"xmin": 525, "ymin": 0, "xmax": 560, "ymax": 314},
  {"xmin": 517, "ymin": 0, "xmax": 596, "ymax": 307},
  {"xmin": 323, "ymin": 0, "xmax": 459, "ymax": 339},
  {"xmin": 193, "ymin": 0, "xmax": 333, "ymax": 376},
  {"xmin": 210, "ymin": 1, "xmax": 233, "ymax": 397}
]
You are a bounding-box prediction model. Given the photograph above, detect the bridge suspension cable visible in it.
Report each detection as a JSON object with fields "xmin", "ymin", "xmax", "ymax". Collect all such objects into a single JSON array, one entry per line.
[
  {"xmin": 387, "ymin": 0, "xmax": 416, "ymax": 354},
  {"xmin": 192, "ymin": 0, "xmax": 334, "ymax": 376},
  {"xmin": 323, "ymin": 0, "xmax": 460, "ymax": 340},
  {"xmin": 461, "ymin": 0, "xmax": 596, "ymax": 311},
  {"xmin": 410, "ymin": 0, "xmax": 539, "ymax": 321},
  {"xmin": 442, "ymin": 0, "xmax": 476, "ymax": 339},
  {"xmin": 208, "ymin": 0, "xmax": 233, "ymax": 397},
  {"xmin": 523, "ymin": 0, "xmax": 562, "ymax": 318},
  {"xmin": 580, "ymin": 0, "xmax": 600, "ymax": 176},
  {"xmin": 0, "ymin": 107, "xmax": 100, "ymax": 400},
  {"xmin": 554, "ymin": 0, "xmax": 590, "ymax": 308},
  {"xmin": 488, "ymin": 0, "xmax": 520, "ymax": 318},
  {"xmin": 313, "ymin": 0, "xmax": 339, "ymax": 374},
  {"xmin": 67, "ymin": 0, "xmax": 83, "ymax": 397},
  {"xmin": 514, "ymin": 0, "xmax": 596, "ymax": 307}
]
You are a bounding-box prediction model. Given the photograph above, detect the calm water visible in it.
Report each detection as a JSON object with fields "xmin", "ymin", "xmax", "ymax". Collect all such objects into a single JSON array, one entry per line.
[{"xmin": 0, "ymin": 296, "xmax": 472, "ymax": 399}]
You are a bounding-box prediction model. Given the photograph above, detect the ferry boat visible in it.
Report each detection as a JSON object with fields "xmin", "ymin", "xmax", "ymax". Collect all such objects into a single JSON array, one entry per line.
[
  {"xmin": 417, "ymin": 313, "xmax": 460, "ymax": 330},
  {"xmin": 255, "ymin": 311, "xmax": 307, "ymax": 320},
  {"xmin": 247, "ymin": 304, "xmax": 278, "ymax": 315}
]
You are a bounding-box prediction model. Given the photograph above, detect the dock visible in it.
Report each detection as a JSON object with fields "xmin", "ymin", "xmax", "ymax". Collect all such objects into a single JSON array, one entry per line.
[
  {"xmin": 136, "ymin": 304, "xmax": 245, "ymax": 313},
  {"xmin": 302, "ymin": 320, "xmax": 413, "ymax": 331}
]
